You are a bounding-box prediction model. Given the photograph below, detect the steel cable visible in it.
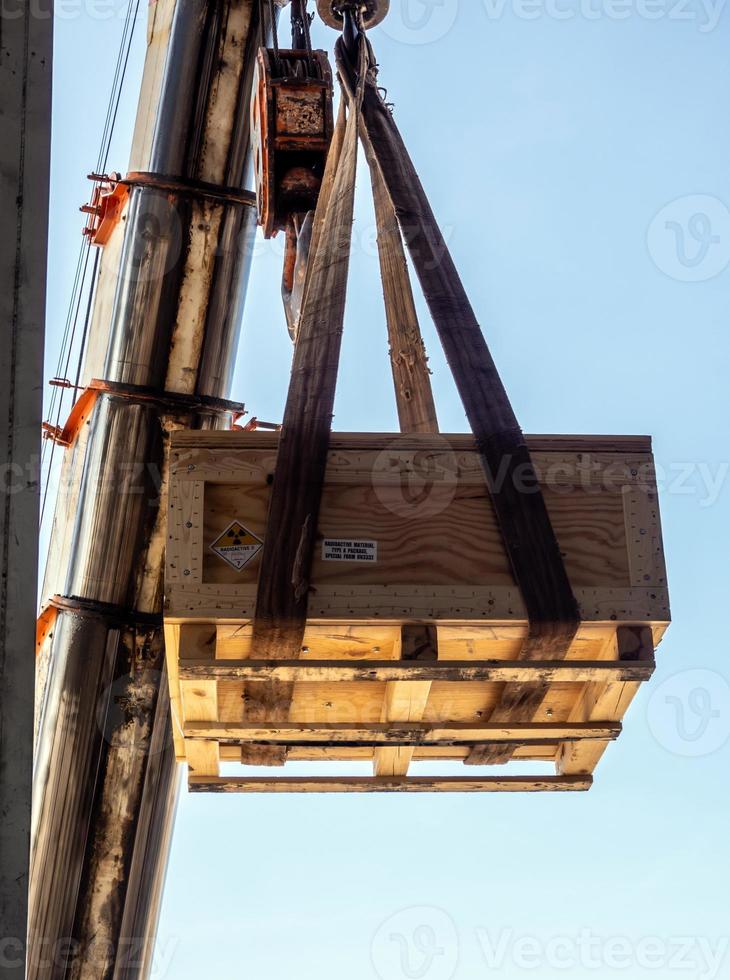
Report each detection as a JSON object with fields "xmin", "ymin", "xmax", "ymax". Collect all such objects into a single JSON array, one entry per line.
[{"xmin": 40, "ymin": 0, "xmax": 141, "ymax": 528}]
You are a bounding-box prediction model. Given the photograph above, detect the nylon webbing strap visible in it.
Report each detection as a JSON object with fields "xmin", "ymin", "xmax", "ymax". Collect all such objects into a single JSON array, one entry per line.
[
  {"xmin": 335, "ymin": 39, "xmax": 580, "ymax": 765},
  {"xmin": 244, "ymin": 38, "xmax": 368, "ymax": 766}
]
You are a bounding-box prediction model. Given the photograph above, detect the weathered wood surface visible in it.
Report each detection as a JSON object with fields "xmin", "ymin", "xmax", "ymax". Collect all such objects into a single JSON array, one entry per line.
[
  {"xmin": 374, "ymin": 625, "xmax": 438, "ymax": 776},
  {"xmin": 165, "ymin": 622, "xmax": 659, "ymax": 782},
  {"xmin": 178, "ymin": 659, "xmax": 656, "ymax": 683},
  {"xmin": 368, "ymin": 138, "xmax": 438, "ymax": 435},
  {"xmin": 557, "ymin": 625, "xmax": 655, "ymax": 775},
  {"xmin": 189, "ymin": 775, "xmax": 593, "ymax": 793},
  {"xmin": 467, "ymin": 681, "xmax": 554, "ymax": 765},
  {"xmin": 468, "ymin": 623, "xmax": 656, "ymax": 766},
  {"xmin": 183, "ymin": 721, "xmax": 622, "ymax": 743},
  {"xmin": 218, "ymin": 745, "xmax": 560, "ymax": 762},
  {"xmin": 171, "ymin": 430, "xmax": 654, "ymax": 452}
]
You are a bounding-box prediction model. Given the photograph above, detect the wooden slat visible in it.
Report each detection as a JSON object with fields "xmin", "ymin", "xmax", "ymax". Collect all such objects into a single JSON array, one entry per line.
[
  {"xmin": 178, "ymin": 659, "xmax": 655, "ymax": 683},
  {"xmin": 374, "ymin": 625, "xmax": 437, "ymax": 777},
  {"xmin": 474, "ymin": 625, "xmax": 657, "ymax": 768},
  {"xmin": 558, "ymin": 626, "xmax": 655, "ymax": 775},
  {"xmin": 167, "ymin": 587, "xmax": 670, "ymax": 627},
  {"xmin": 170, "ymin": 429, "xmax": 654, "ymax": 454},
  {"xmin": 189, "ymin": 775, "xmax": 593, "ymax": 793},
  {"xmin": 221, "ymin": 749, "xmax": 561, "ymax": 764},
  {"xmin": 185, "ymin": 740, "xmax": 220, "ymax": 779},
  {"xmin": 469, "ymin": 681, "xmax": 554, "ymax": 766},
  {"xmin": 179, "ymin": 626, "xmax": 219, "ymax": 727},
  {"xmin": 219, "ymin": 745, "xmax": 559, "ymax": 760},
  {"xmin": 162, "ymin": 622, "xmax": 185, "ymax": 760},
  {"xmin": 183, "ymin": 721, "xmax": 622, "ymax": 743},
  {"xmin": 179, "ymin": 624, "xmax": 220, "ymax": 776}
]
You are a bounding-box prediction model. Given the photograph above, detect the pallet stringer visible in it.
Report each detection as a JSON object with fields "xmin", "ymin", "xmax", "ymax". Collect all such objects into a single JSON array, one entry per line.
[
  {"xmin": 557, "ymin": 625, "xmax": 655, "ymax": 776},
  {"xmin": 178, "ymin": 659, "xmax": 656, "ymax": 684},
  {"xmin": 188, "ymin": 775, "xmax": 594, "ymax": 794},
  {"xmin": 178, "ymin": 624, "xmax": 220, "ymax": 777},
  {"xmin": 183, "ymin": 721, "xmax": 623, "ymax": 744}
]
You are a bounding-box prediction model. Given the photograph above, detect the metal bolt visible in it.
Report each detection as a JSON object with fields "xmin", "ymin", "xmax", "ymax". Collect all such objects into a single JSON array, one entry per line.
[
  {"xmin": 183, "ymin": 569, "xmax": 191, "ymax": 577},
  {"xmin": 186, "ymin": 521, "xmax": 192, "ymax": 528}
]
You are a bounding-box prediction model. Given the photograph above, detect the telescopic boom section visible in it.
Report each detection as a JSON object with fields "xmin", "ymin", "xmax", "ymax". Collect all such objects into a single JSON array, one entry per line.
[{"xmin": 30, "ymin": 1, "xmax": 267, "ymax": 976}]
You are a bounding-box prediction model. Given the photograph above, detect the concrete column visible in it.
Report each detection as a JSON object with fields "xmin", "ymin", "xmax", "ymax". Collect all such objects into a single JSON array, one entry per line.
[{"xmin": 0, "ymin": 0, "xmax": 53, "ymax": 974}]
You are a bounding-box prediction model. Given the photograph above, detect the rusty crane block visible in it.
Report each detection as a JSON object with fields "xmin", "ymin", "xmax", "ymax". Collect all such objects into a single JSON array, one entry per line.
[{"xmin": 251, "ymin": 46, "xmax": 335, "ymax": 239}]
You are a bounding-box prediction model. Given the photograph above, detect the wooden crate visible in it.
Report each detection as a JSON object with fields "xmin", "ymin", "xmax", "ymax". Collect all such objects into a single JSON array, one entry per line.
[{"xmin": 164, "ymin": 430, "xmax": 670, "ymax": 793}]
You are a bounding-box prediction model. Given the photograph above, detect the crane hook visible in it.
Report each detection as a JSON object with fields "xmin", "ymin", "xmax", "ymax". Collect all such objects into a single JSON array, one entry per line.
[{"xmin": 315, "ymin": 0, "xmax": 390, "ymax": 31}]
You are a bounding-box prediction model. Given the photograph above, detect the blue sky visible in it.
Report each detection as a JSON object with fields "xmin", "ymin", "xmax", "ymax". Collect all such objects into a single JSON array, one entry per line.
[{"xmin": 46, "ymin": 1, "xmax": 730, "ymax": 977}]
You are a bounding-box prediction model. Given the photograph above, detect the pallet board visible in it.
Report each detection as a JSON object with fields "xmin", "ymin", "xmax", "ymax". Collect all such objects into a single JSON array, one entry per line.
[{"xmin": 164, "ymin": 431, "xmax": 670, "ymax": 793}]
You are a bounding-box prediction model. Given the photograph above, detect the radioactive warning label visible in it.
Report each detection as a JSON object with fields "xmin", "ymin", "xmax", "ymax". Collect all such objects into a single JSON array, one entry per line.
[
  {"xmin": 322, "ymin": 539, "xmax": 378, "ymax": 563},
  {"xmin": 210, "ymin": 521, "xmax": 263, "ymax": 571}
]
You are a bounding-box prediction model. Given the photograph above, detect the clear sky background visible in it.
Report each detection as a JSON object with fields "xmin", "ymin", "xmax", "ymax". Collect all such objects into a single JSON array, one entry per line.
[{"xmin": 46, "ymin": 1, "xmax": 730, "ymax": 977}]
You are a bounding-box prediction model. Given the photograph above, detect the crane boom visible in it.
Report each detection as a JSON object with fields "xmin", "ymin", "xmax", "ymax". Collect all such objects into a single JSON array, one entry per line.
[{"xmin": 31, "ymin": 1, "xmax": 268, "ymax": 975}]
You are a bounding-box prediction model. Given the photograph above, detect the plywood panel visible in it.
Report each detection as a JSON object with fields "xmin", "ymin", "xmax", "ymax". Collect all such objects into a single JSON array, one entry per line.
[
  {"xmin": 164, "ymin": 432, "xmax": 670, "ymax": 792},
  {"xmin": 198, "ymin": 480, "xmax": 631, "ymax": 591}
]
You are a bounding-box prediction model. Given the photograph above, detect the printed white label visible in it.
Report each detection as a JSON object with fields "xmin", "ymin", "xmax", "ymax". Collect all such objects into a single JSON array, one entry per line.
[
  {"xmin": 322, "ymin": 539, "xmax": 378, "ymax": 563},
  {"xmin": 210, "ymin": 521, "xmax": 263, "ymax": 571}
]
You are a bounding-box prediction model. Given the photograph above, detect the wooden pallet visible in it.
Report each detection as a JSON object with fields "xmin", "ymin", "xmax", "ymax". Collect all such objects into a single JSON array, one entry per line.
[{"xmin": 164, "ymin": 430, "xmax": 670, "ymax": 793}]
